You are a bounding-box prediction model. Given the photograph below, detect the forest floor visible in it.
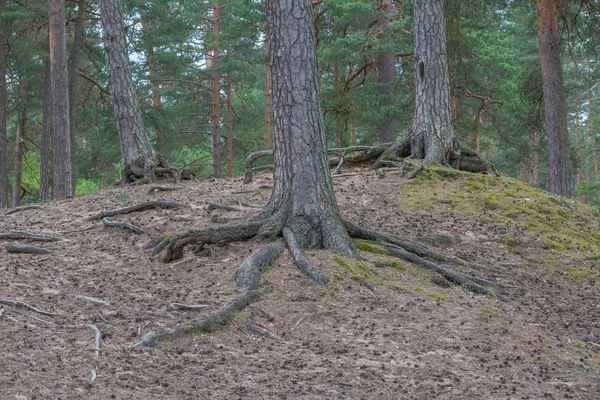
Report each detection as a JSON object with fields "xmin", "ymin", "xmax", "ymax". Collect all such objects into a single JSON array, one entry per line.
[{"xmin": 1, "ymin": 167, "xmax": 599, "ymax": 400}]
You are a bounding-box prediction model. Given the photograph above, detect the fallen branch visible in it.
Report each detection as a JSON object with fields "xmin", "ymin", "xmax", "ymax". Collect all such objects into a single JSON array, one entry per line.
[
  {"xmin": 22, "ymin": 257, "xmax": 52, "ymax": 266},
  {"xmin": 0, "ymin": 231, "xmax": 60, "ymax": 242},
  {"xmin": 3, "ymin": 205, "xmax": 42, "ymax": 215},
  {"xmin": 134, "ymin": 286, "xmax": 272, "ymax": 347},
  {"xmin": 0, "ymin": 299, "xmax": 56, "ymax": 316},
  {"xmin": 86, "ymin": 200, "xmax": 184, "ymax": 221},
  {"xmin": 169, "ymin": 302, "xmax": 210, "ymax": 311},
  {"xmin": 5, "ymin": 243, "xmax": 52, "ymax": 254},
  {"xmin": 75, "ymin": 295, "xmax": 106, "ymax": 306},
  {"xmin": 147, "ymin": 185, "xmax": 182, "ymax": 194},
  {"xmin": 102, "ymin": 218, "xmax": 144, "ymax": 235},
  {"xmin": 87, "ymin": 325, "xmax": 102, "ymax": 357}
]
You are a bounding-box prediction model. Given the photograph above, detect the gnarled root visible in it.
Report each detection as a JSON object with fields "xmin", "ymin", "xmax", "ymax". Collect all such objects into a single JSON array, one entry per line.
[
  {"xmin": 282, "ymin": 228, "xmax": 326, "ymax": 286},
  {"xmin": 134, "ymin": 286, "xmax": 272, "ymax": 347}
]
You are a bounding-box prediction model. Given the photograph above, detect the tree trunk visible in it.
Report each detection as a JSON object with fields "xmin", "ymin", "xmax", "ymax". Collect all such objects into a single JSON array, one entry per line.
[
  {"xmin": 211, "ymin": 1, "xmax": 222, "ymax": 179},
  {"xmin": 262, "ymin": 0, "xmax": 355, "ymax": 256},
  {"xmin": 40, "ymin": 57, "xmax": 52, "ymax": 203},
  {"xmin": 12, "ymin": 78, "xmax": 28, "ymax": 207},
  {"xmin": 264, "ymin": 36, "xmax": 272, "ymax": 150},
  {"xmin": 410, "ymin": 0, "xmax": 459, "ymax": 167},
  {"xmin": 226, "ymin": 69, "xmax": 233, "ymax": 177},
  {"xmin": 529, "ymin": 131, "xmax": 539, "ymax": 186},
  {"xmin": 100, "ymin": 0, "xmax": 158, "ymax": 183},
  {"xmin": 590, "ymin": 96, "xmax": 599, "ymax": 201},
  {"xmin": 333, "ymin": 60, "xmax": 342, "ymax": 148},
  {"xmin": 536, "ymin": 0, "xmax": 573, "ymax": 197},
  {"xmin": 68, "ymin": 0, "xmax": 86, "ymax": 192},
  {"xmin": 49, "ymin": 0, "xmax": 73, "ymax": 199},
  {"xmin": 0, "ymin": 0, "xmax": 8, "ymax": 208},
  {"xmin": 377, "ymin": 0, "xmax": 396, "ymax": 143},
  {"xmin": 575, "ymin": 110, "xmax": 583, "ymax": 202}
]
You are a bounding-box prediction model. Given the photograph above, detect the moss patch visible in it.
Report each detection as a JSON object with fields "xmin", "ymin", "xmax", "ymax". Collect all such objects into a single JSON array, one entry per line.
[
  {"xmin": 352, "ymin": 239, "xmax": 393, "ymax": 256},
  {"xmin": 565, "ymin": 266, "xmax": 596, "ymax": 283}
]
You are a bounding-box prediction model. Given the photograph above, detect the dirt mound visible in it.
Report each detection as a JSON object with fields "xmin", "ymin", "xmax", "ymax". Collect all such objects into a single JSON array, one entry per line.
[{"xmin": 1, "ymin": 169, "xmax": 599, "ymax": 399}]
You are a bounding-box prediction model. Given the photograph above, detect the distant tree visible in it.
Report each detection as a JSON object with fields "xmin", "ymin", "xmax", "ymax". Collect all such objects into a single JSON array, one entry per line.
[
  {"xmin": 409, "ymin": 0, "xmax": 459, "ymax": 167},
  {"xmin": 12, "ymin": 77, "xmax": 28, "ymax": 207},
  {"xmin": 100, "ymin": 0, "xmax": 159, "ymax": 183},
  {"xmin": 49, "ymin": 0, "xmax": 73, "ymax": 199},
  {"xmin": 536, "ymin": 0, "xmax": 573, "ymax": 197},
  {"xmin": 210, "ymin": 1, "xmax": 222, "ymax": 179},
  {"xmin": 0, "ymin": 0, "xmax": 8, "ymax": 208}
]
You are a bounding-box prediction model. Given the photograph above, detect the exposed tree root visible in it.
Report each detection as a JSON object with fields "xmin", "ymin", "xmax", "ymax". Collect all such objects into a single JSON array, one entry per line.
[
  {"xmin": 0, "ymin": 299, "xmax": 56, "ymax": 316},
  {"xmin": 86, "ymin": 200, "xmax": 184, "ymax": 221},
  {"xmin": 5, "ymin": 243, "xmax": 53, "ymax": 254},
  {"xmin": 3, "ymin": 205, "xmax": 42, "ymax": 215},
  {"xmin": 134, "ymin": 286, "xmax": 272, "ymax": 347},
  {"xmin": 211, "ymin": 215, "xmax": 245, "ymax": 224},
  {"xmin": 147, "ymin": 185, "xmax": 182, "ymax": 194},
  {"xmin": 87, "ymin": 325, "xmax": 102, "ymax": 357},
  {"xmin": 282, "ymin": 228, "xmax": 326, "ymax": 286},
  {"xmin": 243, "ymin": 314, "xmax": 284, "ymax": 342},
  {"xmin": 102, "ymin": 218, "xmax": 144, "ymax": 235},
  {"xmin": 0, "ymin": 231, "xmax": 60, "ymax": 242},
  {"xmin": 75, "ymin": 295, "xmax": 106, "ymax": 306},
  {"xmin": 235, "ymin": 245, "xmax": 285, "ymax": 290},
  {"xmin": 207, "ymin": 202, "xmax": 240, "ymax": 213},
  {"xmin": 169, "ymin": 302, "xmax": 210, "ymax": 311}
]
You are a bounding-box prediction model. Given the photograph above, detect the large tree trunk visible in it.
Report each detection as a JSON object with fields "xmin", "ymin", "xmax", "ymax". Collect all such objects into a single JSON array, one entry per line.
[
  {"xmin": 12, "ymin": 78, "xmax": 28, "ymax": 207},
  {"xmin": 49, "ymin": 0, "xmax": 73, "ymax": 199},
  {"xmin": 410, "ymin": 0, "xmax": 459, "ymax": 167},
  {"xmin": 226, "ymin": 69, "xmax": 233, "ymax": 177},
  {"xmin": 100, "ymin": 0, "xmax": 158, "ymax": 183},
  {"xmin": 264, "ymin": 36, "xmax": 272, "ymax": 150},
  {"xmin": 40, "ymin": 57, "xmax": 52, "ymax": 203},
  {"xmin": 68, "ymin": 0, "xmax": 86, "ymax": 192},
  {"xmin": 0, "ymin": 0, "xmax": 8, "ymax": 208},
  {"xmin": 536, "ymin": 0, "xmax": 573, "ymax": 198},
  {"xmin": 262, "ymin": 0, "xmax": 354, "ymax": 256},
  {"xmin": 211, "ymin": 1, "xmax": 222, "ymax": 179},
  {"xmin": 377, "ymin": 0, "xmax": 396, "ymax": 143}
]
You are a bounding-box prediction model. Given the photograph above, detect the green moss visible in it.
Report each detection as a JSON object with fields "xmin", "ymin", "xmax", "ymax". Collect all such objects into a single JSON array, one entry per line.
[
  {"xmin": 332, "ymin": 273, "xmax": 344, "ymax": 281},
  {"xmin": 333, "ymin": 255, "xmax": 351, "ymax": 269},
  {"xmin": 352, "ymin": 239, "xmax": 393, "ymax": 255},
  {"xmin": 565, "ymin": 266, "xmax": 596, "ymax": 283},
  {"xmin": 376, "ymin": 259, "xmax": 407, "ymax": 271},
  {"xmin": 542, "ymin": 238, "xmax": 567, "ymax": 251},
  {"xmin": 503, "ymin": 234, "xmax": 516, "ymax": 248}
]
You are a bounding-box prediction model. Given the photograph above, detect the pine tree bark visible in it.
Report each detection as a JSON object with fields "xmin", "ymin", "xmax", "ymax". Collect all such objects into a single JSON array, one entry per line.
[
  {"xmin": 40, "ymin": 57, "xmax": 52, "ymax": 203},
  {"xmin": 226, "ymin": 69, "xmax": 233, "ymax": 177},
  {"xmin": 536, "ymin": 0, "xmax": 573, "ymax": 197},
  {"xmin": 68, "ymin": 0, "xmax": 86, "ymax": 192},
  {"xmin": 0, "ymin": 0, "xmax": 8, "ymax": 208},
  {"xmin": 377, "ymin": 0, "xmax": 396, "ymax": 143},
  {"xmin": 100, "ymin": 0, "xmax": 158, "ymax": 183},
  {"xmin": 410, "ymin": 0, "xmax": 459, "ymax": 167},
  {"xmin": 262, "ymin": 0, "xmax": 355, "ymax": 256},
  {"xmin": 211, "ymin": 1, "xmax": 222, "ymax": 179},
  {"xmin": 49, "ymin": 0, "xmax": 73, "ymax": 199},
  {"xmin": 12, "ymin": 78, "xmax": 28, "ymax": 207},
  {"xmin": 264, "ymin": 36, "xmax": 272, "ymax": 150}
]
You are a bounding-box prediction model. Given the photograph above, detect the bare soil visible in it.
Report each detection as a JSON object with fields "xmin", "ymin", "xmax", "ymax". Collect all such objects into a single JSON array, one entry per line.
[{"xmin": 1, "ymin": 169, "xmax": 599, "ymax": 399}]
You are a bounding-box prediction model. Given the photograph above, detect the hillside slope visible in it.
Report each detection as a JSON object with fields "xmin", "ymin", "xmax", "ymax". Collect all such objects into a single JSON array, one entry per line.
[{"xmin": 1, "ymin": 168, "xmax": 599, "ymax": 399}]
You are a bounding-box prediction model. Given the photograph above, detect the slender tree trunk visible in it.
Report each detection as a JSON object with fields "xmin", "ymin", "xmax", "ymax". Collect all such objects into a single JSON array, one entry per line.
[
  {"xmin": 0, "ymin": 0, "xmax": 8, "ymax": 208},
  {"xmin": 264, "ymin": 36, "xmax": 272, "ymax": 150},
  {"xmin": 100, "ymin": 0, "xmax": 158, "ymax": 182},
  {"xmin": 377, "ymin": 0, "xmax": 396, "ymax": 143},
  {"xmin": 529, "ymin": 131, "xmax": 539, "ymax": 186},
  {"xmin": 350, "ymin": 104, "xmax": 356, "ymax": 146},
  {"xmin": 262, "ymin": 0, "xmax": 354, "ymax": 256},
  {"xmin": 40, "ymin": 57, "xmax": 52, "ymax": 203},
  {"xmin": 211, "ymin": 1, "xmax": 222, "ymax": 178},
  {"xmin": 575, "ymin": 110, "xmax": 583, "ymax": 202},
  {"xmin": 333, "ymin": 60, "xmax": 342, "ymax": 148},
  {"xmin": 410, "ymin": 0, "xmax": 459, "ymax": 167},
  {"xmin": 536, "ymin": 0, "xmax": 573, "ymax": 197},
  {"xmin": 467, "ymin": 106, "xmax": 473, "ymax": 149},
  {"xmin": 12, "ymin": 78, "xmax": 28, "ymax": 207},
  {"xmin": 590, "ymin": 96, "xmax": 599, "ymax": 201},
  {"xmin": 49, "ymin": 0, "xmax": 73, "ymax": 199},
  {"xmin": 68, "ymin": 0, "xmax": 85, "ymax": 192},
  {"xmin": 226, "ymin": 69, "xmax": 233, "ymax": 177}
]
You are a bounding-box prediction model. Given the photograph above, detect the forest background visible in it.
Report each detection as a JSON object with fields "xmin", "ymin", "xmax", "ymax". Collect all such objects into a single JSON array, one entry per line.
[{"xmin": 0, "ymin": 0, "xmax": 599, "ymax": 205}]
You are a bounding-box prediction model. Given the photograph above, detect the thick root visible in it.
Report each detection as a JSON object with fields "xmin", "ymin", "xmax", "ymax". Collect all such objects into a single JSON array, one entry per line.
[
  {"xmin": 283, "ymin": 228, "xmax": 326, "ymax": 286},
  {"xmin": 236, "ymin": 244, "xmax": 285, "ymax": 290},
  {"xmin": 87, "ymin": 200, "xmax": 184, "ymax": 221},
  {"xmin": 133, "ymin": 287, "xmax": 272, "ymax": 347}
]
